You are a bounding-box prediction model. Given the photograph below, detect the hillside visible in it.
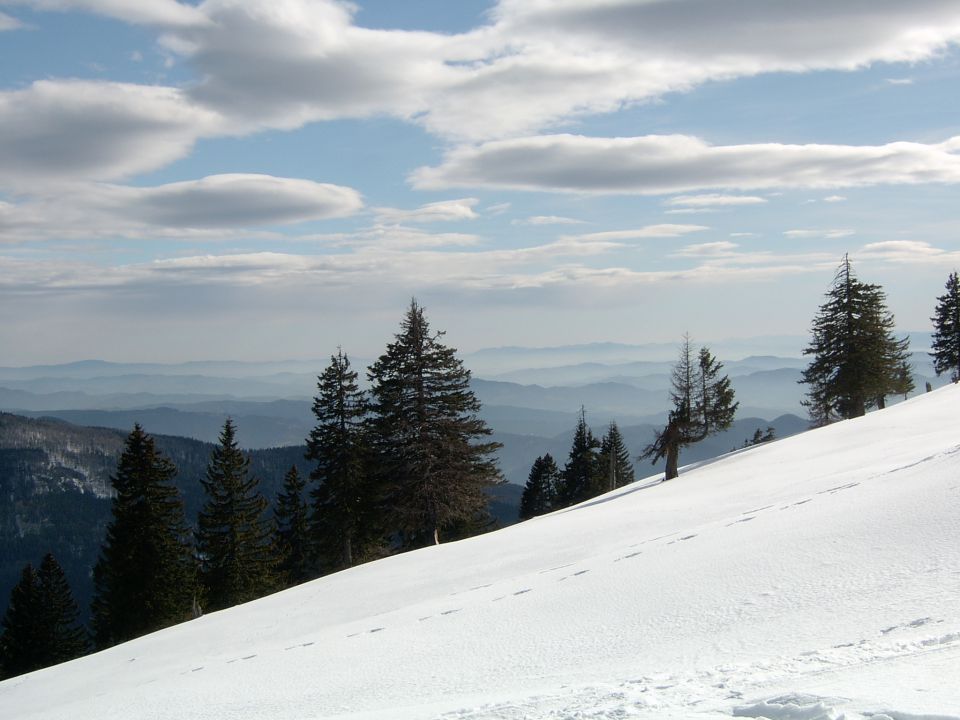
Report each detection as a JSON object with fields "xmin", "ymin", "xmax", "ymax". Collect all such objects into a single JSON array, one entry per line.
[{"xmin": 2, "ymin": 386, "xmax": 957, "ymax": 719}]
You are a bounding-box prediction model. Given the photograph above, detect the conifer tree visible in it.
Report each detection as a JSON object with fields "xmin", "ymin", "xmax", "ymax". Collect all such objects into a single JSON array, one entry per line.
[
  {"xmin": 1, "ymin": 555, "xmax": 87, "ymax": 679},
  {"xmin": 931, "ymin": 270, "xmax": 960, "ymax": 382},
  {"xmin": 196, "ymin": 419, "xmax": 275, "ymax": 611},
  {"xmin": 519, "ymin": 454, "xmax": 561, "ymax": 520},
  {"xmin": 0, "ymin": 565, "xmax": 42, "ymax": 679},
  {"xmin": 272, "ymin": 466, "xmax": 312, "ymax": 586},
  {"xmin": 368, "ymin": 299, "xmax": 503, "ymax": 546},
  {"xmin": 642, "ymin": 337, "xmax": 738, "ymax": 480},
  {"xmin": 37, "ymin": 553, "xmax": 87, "ymax": 665},
  {"xmin": 800, "ymin": 256, "xmax": 912, "ymax": 423},
  {"xmin": 91, "ymin": 425, "xmax": 195, "ymax": 649},
  {"xmin": 595, "ymin": 421, "xmax": 635, "ymax": 494},
  {"xmin": 555, "ymin": 408, "xmax": 601, "ymax": 507},
  {"xmin": 306, "ymin": 350, "xmax": 376, "ymax": 569}
]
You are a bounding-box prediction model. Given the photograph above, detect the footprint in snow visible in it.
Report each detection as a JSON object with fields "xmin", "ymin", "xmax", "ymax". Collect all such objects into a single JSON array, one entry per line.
[
  {"xmin": 513, "ymin": 589, "xmax": 532, "ymax": 596},
  {"xmin": 368, "ymin": 627, "xmax": 385, "ymax": 633},
  {"xmin": 727, "ymin": 517, "xmax": 755, "ymax": 526},
  {"xmin": 301, "ymin": 641, "xmax": 314, "ymax": 647},
  {"xmin": 418, "ymin": 616, "xmax": 432, "ymax": 622},
  {"xmin": 191, "ymin": 667, "xmax": 204, "ymax": 672},
  {"xmin": 615, "ymin": 551, "xmax": 643, "ymax": 562},
  {"xmin": 241, "ymin": 654, "xmax": 257, "ymax": 661},
  {"xmin": 817, "ymin": 482, "xmax": 860, "ymax": 495},
  {"xmin": 441, "ymin": 608, "xmax": 462, "ymax": 615}
]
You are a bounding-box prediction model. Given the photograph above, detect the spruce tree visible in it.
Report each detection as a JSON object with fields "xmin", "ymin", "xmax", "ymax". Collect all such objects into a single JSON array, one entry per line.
[
  {"xmin": 519, "ymin": 454, "xmax": 561, "ymax": 520},
  {"xmin": 91, "ymin": 425, "xmax": 195, "ymax": 649},
  {"xmin": 272, "ymin": 466, "xmax": 312, "ymax": 586},
  {"xmin": 196, "ymin": 419, "xmax": 275, "ymax": 612},
  {"xmin": 368, "ymin": 299, "xmax": 503, "ymax": 546},
  {"xmin": 555, "ymin": 408, "xmax": 601, "ymax": 507},
  {"xmin": 596, "ymin": 421, "xmax": 635, "ymax": 494},
  {"xmin": 642, "ymin": 337, "xmax": 738, "ymax": 480},
  {"xmin": 800, "ymin": 256, "xmax": 912, "ymax": 423},
  {"xmin": 306, "ymin": 350, "xmax": 376, "ymax": 569},
  {"xmin": 1, "ymin": 555, "xmax": 87, "ymax": 679},
  {"xmin": 931, "ymin": 270, "xmax": 960, "ymax": 382},
  {"xmin": 0, "ymin": 565, "xmax": 42, "ymax": 679},
  {"xmin": 37, "ymin": 553, "xmax": 87, "ymax": 665}
]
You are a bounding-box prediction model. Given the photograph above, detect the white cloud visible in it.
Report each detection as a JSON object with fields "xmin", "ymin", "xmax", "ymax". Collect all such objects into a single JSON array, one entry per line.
[
  {"xmin": 512, "ymin": 215, "xmax": 585, "ymax": 225},
  {"xmin": 373, "ymin": 198, "xmax": 479, "ymax": 224},
  {"xmin": 563, "ymin": 225, "xmax": 708, "ymax": 243},
  {"xmin": 784, "ymin": 229, "xmax": 855, "ymax": 239},
  {"xmin": 664, "ymin": 194, "xmax": 768, "ymax": 208},
  {"xmin": 859, "ymin": 240, "xmax": 960, "ymax": 263},
  {"xmin": 823, "ymin": 195, "xmax": 848, "ymax": 202},
  {"xmin": 0, "ymin": 80, "xmax": 222, "ymax": 189},
  {"xmin": 0, "ymin": 174, "xmax": 363, "ymax": 240},
  {"xmin": 7, "ymin": 0, "xmax": 208, "ymax": 26},
  {"xmin": 412, "ymin": 133, "xmax": 960, "ymax": 194},
  {"xmin": 730, "ymin": 232, "xmax": 759, "ymax": 238},
  {"xmin": 148, "ymin": 0, "xmax": 960, "ymax": 141},
  {"xmin": 675, "ymin": 241, "xmax": 740, "ymax": 257},
  {"xmin": 885, "ymin": 77, "xmax": 915, "ymax": 85},
  {"xmin": 486, "ymin": 202, "xmax": 512, "ymax": 215},
  {"xmin": 0, "ymin": 9, "xmax": 22, "ymax": 29}
]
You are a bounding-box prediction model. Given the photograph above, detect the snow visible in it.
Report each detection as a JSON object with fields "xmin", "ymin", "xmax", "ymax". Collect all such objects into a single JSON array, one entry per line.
[{"xmin": 2, "ymin": 386, "xmax": 959, "ymax": 720}]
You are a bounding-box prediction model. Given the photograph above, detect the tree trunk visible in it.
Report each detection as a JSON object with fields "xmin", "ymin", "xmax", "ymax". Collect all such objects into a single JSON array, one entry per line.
[
  {"xmin": 343, "ymin": 536, "xmax": 353, "ymax": 568},
  {"xmin": 875, "ymin": 395, "xmax": 886, "ymax": 410},
  {"xmin": 432, "ymin": 526, "xmax": 440, "ymax": 545},
  {"xmin": 664, "ymin": 442, "xmax": 679, "ymax": 480}
]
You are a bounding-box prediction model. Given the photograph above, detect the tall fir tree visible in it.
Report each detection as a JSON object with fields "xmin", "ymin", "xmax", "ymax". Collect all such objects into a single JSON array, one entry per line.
[
  {"xmin": 642, "ymin": 336, "xmax": 738, "ymax": 480},
  {"xmin": 519, "ymin": 453, "xmax": 561, "ymax": 520},
  {"xmin": 1, "ymin": 554, "xmax": 87, "ymax": 679},
  {"xmin": 800, "ymin": 256, "xmax": 912, "ymax": 423},
  {"xmin": 272, "ymin": 466, "xmax": 313, "ymax": 586},
  {"xmin": 931, "ymin": 270, "xmax": 960, "ymax": 382},
  {"xmin": 306, "ymin": 350, "xmax": 377, "ymax": 570},
  {"xmin": 368, "ymin": 300, "xmax": 503, "ymax": 546},
  {"xmin": 555, "ymin": 408, "xmax": 601, "ymax": 507},
  {"xmin": 91, "ymin": 425, "xmax": 195, "ymax": 649},
  {"xmin": 0, "ymin": 565, "xmax": 42, "ymax": 679},
  {"xmin": 36, "ymin": 553, "xmax": 87, "ymax": 665},
  {"xmin": 595, "ymin": 422, "xmax": 635, "ymax": 494},
  {"xmin": 196, "ymin": 419, "xmax": 275, "ymax": 612}
]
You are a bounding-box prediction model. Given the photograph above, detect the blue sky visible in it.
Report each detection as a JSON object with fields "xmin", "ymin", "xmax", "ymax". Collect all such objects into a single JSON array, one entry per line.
[{"xmin": 1, "ymin": 0, "xmax": 959, "ymax": 364}]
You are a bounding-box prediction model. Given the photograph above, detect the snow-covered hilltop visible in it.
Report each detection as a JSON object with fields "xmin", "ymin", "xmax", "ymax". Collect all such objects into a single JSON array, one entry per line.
[{"xmin": 3, "ymin": 386, "xmax": 959, "ymax": 720}]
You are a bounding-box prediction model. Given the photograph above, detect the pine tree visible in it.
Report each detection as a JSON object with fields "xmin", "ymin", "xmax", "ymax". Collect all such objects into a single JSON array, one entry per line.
[
  {"xmin": 519, "ymin": 454, "xmax": 560, "ymax": 520},
  {"xmin": 37, "ymin": 553, "xmax": 87, "ymax": 665},
  {"xmin": 595, "ymin": 421, "xmax": 635, "ymax": 494},
  {"xmin": 931, "ymin": 270, "xmax": 960, "ymax": 382},
  {"xmin": 642, "ymin": 336, "xmax": 738, "ymax": 480},
  {"xmin": 368, "ymin": 299, "xmax": 503, "ymax": 546},
  {"xmin": 272, "ymin": 466, "xmax": 312, "ymax": 586},
  {"xmin": 801, "ymin": 256, "xmax": 912, "ymax": 423},
  {"xmin": 196, "ymin": 419, "xmax": 275, "ymax": 612},
  {"xmin": 555, "ymin": 408, "xmax": 601, "ymax": 507},
  {"xmin": 0, "ymin": 565, "xmax": 42, "ymax": 679},
  {"xmin": 1, "ymin": 555, "xmax": 87, "ymax": 679},
  {"xmin": 91, "ymin": 425, "xmax": 195, "ymax": 649},
  {"xmin": 306, "ymin": 350, "xmax": 376, "ymax": 570}
]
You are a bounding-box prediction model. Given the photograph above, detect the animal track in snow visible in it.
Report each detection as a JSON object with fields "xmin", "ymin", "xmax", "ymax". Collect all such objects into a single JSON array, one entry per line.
[
  {"xmin": 614, "ymin": 551, "xmax": 643, "ymax": 562},
  {"xmin": 512, "ymin": 589, "xmax": 532, "ymax": 596},
  {"xmin": 817, "ymin": 481, "xmax": 860, "ymax": 495},
  {"xmin": 368, "ymin": 627, "xmax": 385, "ymax": 633},
  {"xmin": 727, "ymin": 517, "xmax": 755, "ymax": 526},
  {"xmin": 538, "ymin": 564, "xmax": 574, "ymax": 575},
  {"xmin": 441, "ymin": 608, "xmax": 462, "ymax": 615}
]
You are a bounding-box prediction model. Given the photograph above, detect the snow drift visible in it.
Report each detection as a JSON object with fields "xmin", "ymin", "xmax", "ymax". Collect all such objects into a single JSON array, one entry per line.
[{"xmin": 2, "ymin": 385, "xmax": 959, "ymax": 719}]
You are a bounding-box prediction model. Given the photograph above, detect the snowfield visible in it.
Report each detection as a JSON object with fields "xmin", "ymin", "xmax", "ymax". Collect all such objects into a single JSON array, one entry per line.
[{"xmin": 2, "ymin": 386, "xmax": 959, "ymax": 720}]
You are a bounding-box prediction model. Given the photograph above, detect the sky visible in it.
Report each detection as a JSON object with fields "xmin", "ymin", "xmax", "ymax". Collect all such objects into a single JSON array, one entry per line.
[{"xmin": 1, "ymin": 0, "xmax": 960, "ymax": 365}]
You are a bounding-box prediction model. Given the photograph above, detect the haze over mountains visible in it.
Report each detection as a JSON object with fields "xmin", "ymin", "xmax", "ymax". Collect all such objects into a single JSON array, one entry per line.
[{"xmin": 0, "ymin": 336, "xmax": 944, "ymax": 483}]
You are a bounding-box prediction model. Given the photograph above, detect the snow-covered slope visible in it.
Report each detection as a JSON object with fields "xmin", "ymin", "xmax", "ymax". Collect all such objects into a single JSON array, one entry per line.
[{"xmin": 3, "ymin": 387, "xmax": 959, "ymax": 720}]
